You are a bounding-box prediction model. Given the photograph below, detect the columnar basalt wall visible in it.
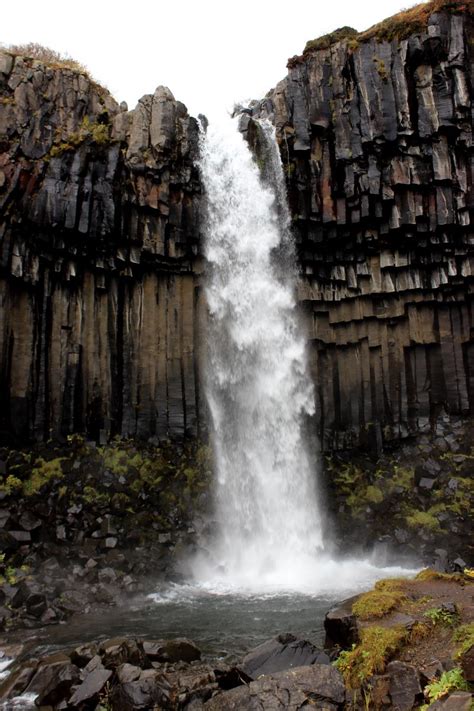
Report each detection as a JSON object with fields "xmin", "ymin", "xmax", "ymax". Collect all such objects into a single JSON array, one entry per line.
[
  {"xmin": 253, "ymin": 5, "xmax": 474, "ymax": 450},
  {"xmin": 0, "ymin": 52, "xmax": 204, "ymax": 442},
  {"xmin": 2, "ymin": 3, "xmax": 474, "ymax": 451}
]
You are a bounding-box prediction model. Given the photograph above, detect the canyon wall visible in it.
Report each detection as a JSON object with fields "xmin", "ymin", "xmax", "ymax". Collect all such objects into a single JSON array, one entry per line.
[
  {"xmin": 252, "ymin": 3, "xmax": 474, "ymax": 450},
  {"xmin": 1, "ymin": 1, "xmax": 474, "ymax": 451},
  {"xmin": 0, "ymin": 53, "xmax": 204, "ymax": 442}
]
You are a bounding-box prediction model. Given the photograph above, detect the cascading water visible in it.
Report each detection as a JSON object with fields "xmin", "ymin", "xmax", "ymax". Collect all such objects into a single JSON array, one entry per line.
[
  {"xmin": 194, "ymin": 114, "xmax": 324, "ymax": 589},
  {"xmin": 191, "ymin": 114, "xmax": 415, "ymax": 594}
]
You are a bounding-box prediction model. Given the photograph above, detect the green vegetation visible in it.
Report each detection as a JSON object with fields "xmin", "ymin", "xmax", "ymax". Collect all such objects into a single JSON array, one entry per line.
[
  {"xmin": 302, "ymin": 0, "xmax": 473, "ymax": 58},
  {"xmin": 3, "ymin": 42, "xmax": 97, "ymax": 83},
  {"xmin": 415, "ymin": 569, "xmax": 464, "ymax": 583},
  {"xmin": 453, "ymin": 623, "xmax": 474, "ymax": 658},
  {"xmin": 304, "ymin": 26, "xmax": 358, "ymax": 54},
  {"xmin": 405, "ymin": 509, "xmax": 442, "ymax": 533},
  {"xmin": 423, "ymin": 668, "xmax": 469, "ymax": 704},
  {"xmin": 424, "ymin": 606, "xmax": 459, "ymax": 627},
  {"xmin": 359, "ymin": 0, "xmax": 472, "ymax": 43},
  {"xmin": 374, "ymin": 57, "xmax": 388, "ymax": 82},
  {"xmin": 334, "ymin": 626, "xmax": 407, "ymax": 688},
  {"xmin": 23, "ymin": 457, "xmax": 64, "ymax": 496},
  {"xmin": 49, "ymin": 115, "xmax": 112, "ymax": 158},
  {"xmin": 352, "ymin": 589, "xmax": 407, "ymax": 620}
]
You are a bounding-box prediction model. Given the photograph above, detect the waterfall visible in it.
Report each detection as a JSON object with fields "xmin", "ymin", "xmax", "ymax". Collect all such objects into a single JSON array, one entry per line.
[{"xmin": 195, "ymin": 114, "xmax": 325, "ymax": 589}]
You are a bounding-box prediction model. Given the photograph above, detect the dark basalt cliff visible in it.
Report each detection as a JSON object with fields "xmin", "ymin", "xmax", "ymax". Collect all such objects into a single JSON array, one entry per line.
[
  {"xmin": 1, "ymin": 0, "xmax": 474, "ymax": 451},
  {"xmin": 0, "ymin": 55, "xmax": 204, "ymax": 442},
  {"xmin": 252, "ymin": 1, "xmax": 474, "ymax": 449}
]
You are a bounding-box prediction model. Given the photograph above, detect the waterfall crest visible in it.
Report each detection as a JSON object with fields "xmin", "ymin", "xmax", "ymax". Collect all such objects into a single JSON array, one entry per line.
[{"xmin": 196, "ymin": 115, "xmax": 324, "ymax": 589}]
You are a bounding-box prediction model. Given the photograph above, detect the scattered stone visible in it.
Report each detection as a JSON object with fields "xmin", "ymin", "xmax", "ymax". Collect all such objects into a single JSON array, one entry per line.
[
  {"xmin": 419, "ymin": 477, "xmax": 436, "ymax": 490},
  {"xmin": 70, "ymin": 644, "xmax": 98, "ymax": 668},
  {"xmin": 240, "ymin": 633, "xmax": 328, "ymax": 680},
  {"xmin": 387, "ymin": 661, "xmax": 422, "ymax": 710},
  {"xmin": 116, "ymin": 663, "xmax": 142, "ymax": 684},
  {"xmin": 19, "ymin": 512, "xmax": 41, "ymax": 531},
  {"xmin": 111, "ymin": 672, "xmax": 173, "ymax": 710},
  {"xmin": 428, "ymin": 691, "xmax": 474, "ymax": 710},
  {"xmin": 68, "ymin": 668, "xmax": 112, "ymax": 706},
  {"xmin": 460, "ymin": 644, "xmax": 474, "ymax": 683},
  {"xmin": 324, "ymin": 596, "xmax": 359, "ymax": 648},
  {"xmin": 143, "ymin": 638, "xmax": 201, "ymax": 664},
  {"xmin": 204, "ymin": 664, "xmax": 345, "ymax": 710},
  {"xmin": 453, "ymin": 557, "xmax": 467, "ymax": 571},
  {"xmin": 25, "ymin": 658, "xmax": 80, "ymax": 706}
]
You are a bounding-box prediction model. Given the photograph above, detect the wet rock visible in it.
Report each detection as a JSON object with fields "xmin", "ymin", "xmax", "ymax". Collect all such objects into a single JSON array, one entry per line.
[
  {"xmin": 324, "ymin": 596, "xmax": 359, "ymax": 648},
  {"xmin": 68, "ymin": 668, "xmax": 112, "ymax": 706},
  {"xmin": 459, "ymin": 644, "xmax": 474, "ymax": 683},
  {"xmin": 116, "ymin": 663, "xmax": 142, "ymax": 684},
  {"xmin": 204, "ymin": 664, "xmax": 345, "ymax": 710},
  {"xmin": 82, "ymin": 654, "xmax": 105, "ymax": 675},
  {"xmin": 19, "ymin": 512, "xmax": 41, "ymax": 531},
  {"xmin": 240, "ymin": 633, "xmax": 329, "ymax": 680},
  {"xmin": 143, "ymin": 638, "xmax": 201, "ymax": 664},
  {"xmin": 0, "ymin": 662, "xmax": 37, "ymax": 701},
  {"xmin": 111, "ymin": 672, "xmax": 173, "ymax": 710},
  {"xmin": 419, "ymin": 477, "xmax": 436, "ymax": 490},
  {"xmin": 387, "ymin": 661, "xmax": 422, "ymax": 711},
  {"xmin": 453, "ymin": 557, "xmax": 467, "ymax": 571},
  {"xmin": 25, "ymin": 591, "xmax": 47, "ymax": 618},
  {"xmin": 26, "ymin": 658, "xmax": 80, "ymax": 706},
  {"xmin": 70, "ymin": 643, "xmax": 98, "ymax": 668},
  {"xmin": 11, "ymin": 581, "xmax": 42, "ymax": 609},
  {"xmin": 428, "ymin": 691, "xmax": 473, "ymax": 710},
  {"xmin": 100, "ymin": 638, "xmax": 147, "ymax": 669}
]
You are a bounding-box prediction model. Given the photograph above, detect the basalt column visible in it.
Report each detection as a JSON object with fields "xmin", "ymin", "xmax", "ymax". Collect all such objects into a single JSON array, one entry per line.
[
  {"xmin": 252, "ymin": 3, "xmax": 474, "ymax": 451},
  {"xmin": 0, "ymin": 53, "xmax": 204, "ymax": 442}
]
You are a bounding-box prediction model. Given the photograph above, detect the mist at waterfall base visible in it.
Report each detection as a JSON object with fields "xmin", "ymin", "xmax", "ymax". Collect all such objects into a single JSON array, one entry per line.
[{"xmin": 182, "ymin": 112, "xmax": 416, "ymax": 596}]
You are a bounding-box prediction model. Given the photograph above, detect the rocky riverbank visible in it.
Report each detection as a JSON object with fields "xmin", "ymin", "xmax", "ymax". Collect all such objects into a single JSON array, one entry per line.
[
  {"xmin": 0, "ymin": 437, "xmax": 210, "ymax": 634},
  {"xmin": 0, "ymin": 413, "xmax": 472, "ymax": 636},
  {"xmin": 0, "ymin": 570, "xmax": 472, "ymax": 709}
]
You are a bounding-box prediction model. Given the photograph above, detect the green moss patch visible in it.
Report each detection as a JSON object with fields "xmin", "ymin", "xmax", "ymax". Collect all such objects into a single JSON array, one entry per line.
[
  {"xmin": 335, "ymin": 626, "xmax": 407, "ymax": 688},
  {"xmin": 352, "ymin": 589, "xmax": 408, "ymax": 620},
  {"xmin": 301, "ymin": 0, "xmax": 473, "ymax": 60}
]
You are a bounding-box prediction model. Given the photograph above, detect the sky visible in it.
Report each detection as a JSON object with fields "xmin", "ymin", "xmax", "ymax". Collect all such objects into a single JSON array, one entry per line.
[{"xmin": 3, "ymin": 0, "xmax": 416, "ymax": 118}]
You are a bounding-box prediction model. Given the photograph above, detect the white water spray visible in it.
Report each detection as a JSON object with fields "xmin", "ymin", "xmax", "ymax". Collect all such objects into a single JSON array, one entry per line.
[{"xmin": 192, "ymin": 114, "xmax": 415, "ymax": 593}]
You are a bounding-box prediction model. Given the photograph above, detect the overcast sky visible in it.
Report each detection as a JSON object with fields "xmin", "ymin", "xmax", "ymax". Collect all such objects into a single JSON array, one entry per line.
[{"xmin": 4, "ymin": 0, "xmax": 414, "ymax": 118}]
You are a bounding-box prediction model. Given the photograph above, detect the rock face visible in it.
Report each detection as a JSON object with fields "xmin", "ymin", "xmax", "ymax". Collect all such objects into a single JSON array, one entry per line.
[
  {"xmin": 2, "ymin": 1, "xmax": 474, "ymax": 451},
  {"xmin": 0, "ymin": 54, "xmax": 203, "ymax": 443},
  {"xmin": 252, "ymin": 2, "xmax": 474, "ymax": 450}
]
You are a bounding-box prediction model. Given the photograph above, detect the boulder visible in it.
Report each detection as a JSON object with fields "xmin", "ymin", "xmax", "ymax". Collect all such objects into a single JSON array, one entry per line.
[
  {"xmin": 100, "ymin": 638, "xmax": 147, "ymax": 669},
  {"xmin": 111, "ymin": 672, "xmax": 173, "ymax": 710},
  {"xmin": 0, "ymin": 662, "xmax": 37, "ymax": 701},
  {"xmin": 387, "ymin": 661, "xmax": 422, "ymax": 711},
  {"xmin": 116, "ymin": 663, "xmax": 142, "ymax": 684},
  {"xmin": 324, "ymin": 595, "xmax": 359, "ymax": 648},
  {"xmin": 240, "ymin": 633, "xmax": 329, "ymax": 680},
  {"xmin": 68, "ymin": 668, "xmax": 112, "ymax": 706},
  {"xmin": 25, "ymin": 658, "xmax": 80, "ymax": 706},
  {"xmin": 428, "ymin": 691, "xmax": 473, "ymax": 710},
  {"xmin": 204, "ymin": 664, "xmax": 345, "ymax": 710},
  {"xmin": 143, "ymin": 638, "xmax": 201, "ymax": 664},
  {"xmin": 70, "ymin": 643, "xmax": 98, "ymax": 668},
  {"xmin": 460, "ymin": 644, "xmax": 474, "ymax": 683}
]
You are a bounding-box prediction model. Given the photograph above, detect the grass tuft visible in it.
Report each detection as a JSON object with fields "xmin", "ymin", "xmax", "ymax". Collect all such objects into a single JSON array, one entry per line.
[{"xmin": 352, "ymin": 589, "xmax": 407, "ymax": 620}]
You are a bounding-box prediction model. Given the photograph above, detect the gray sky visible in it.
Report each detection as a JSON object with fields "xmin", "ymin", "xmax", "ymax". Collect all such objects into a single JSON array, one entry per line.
[{"xmin": 4, "ymin": 0, "xmax": 414, "ymax": 117}]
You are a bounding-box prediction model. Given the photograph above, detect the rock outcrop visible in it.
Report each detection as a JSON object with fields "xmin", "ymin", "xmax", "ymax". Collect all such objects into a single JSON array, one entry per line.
[
  {"xmin": 0, "ymin": 54, "xmax": 203, "ymax": 443},
  {"xmin": 252, "ymin": 0, "xmax": 474, "ymax": 450},
  {"xmin": 1, "ymin": 0, "xmax": 474, "ymax": 452}
]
